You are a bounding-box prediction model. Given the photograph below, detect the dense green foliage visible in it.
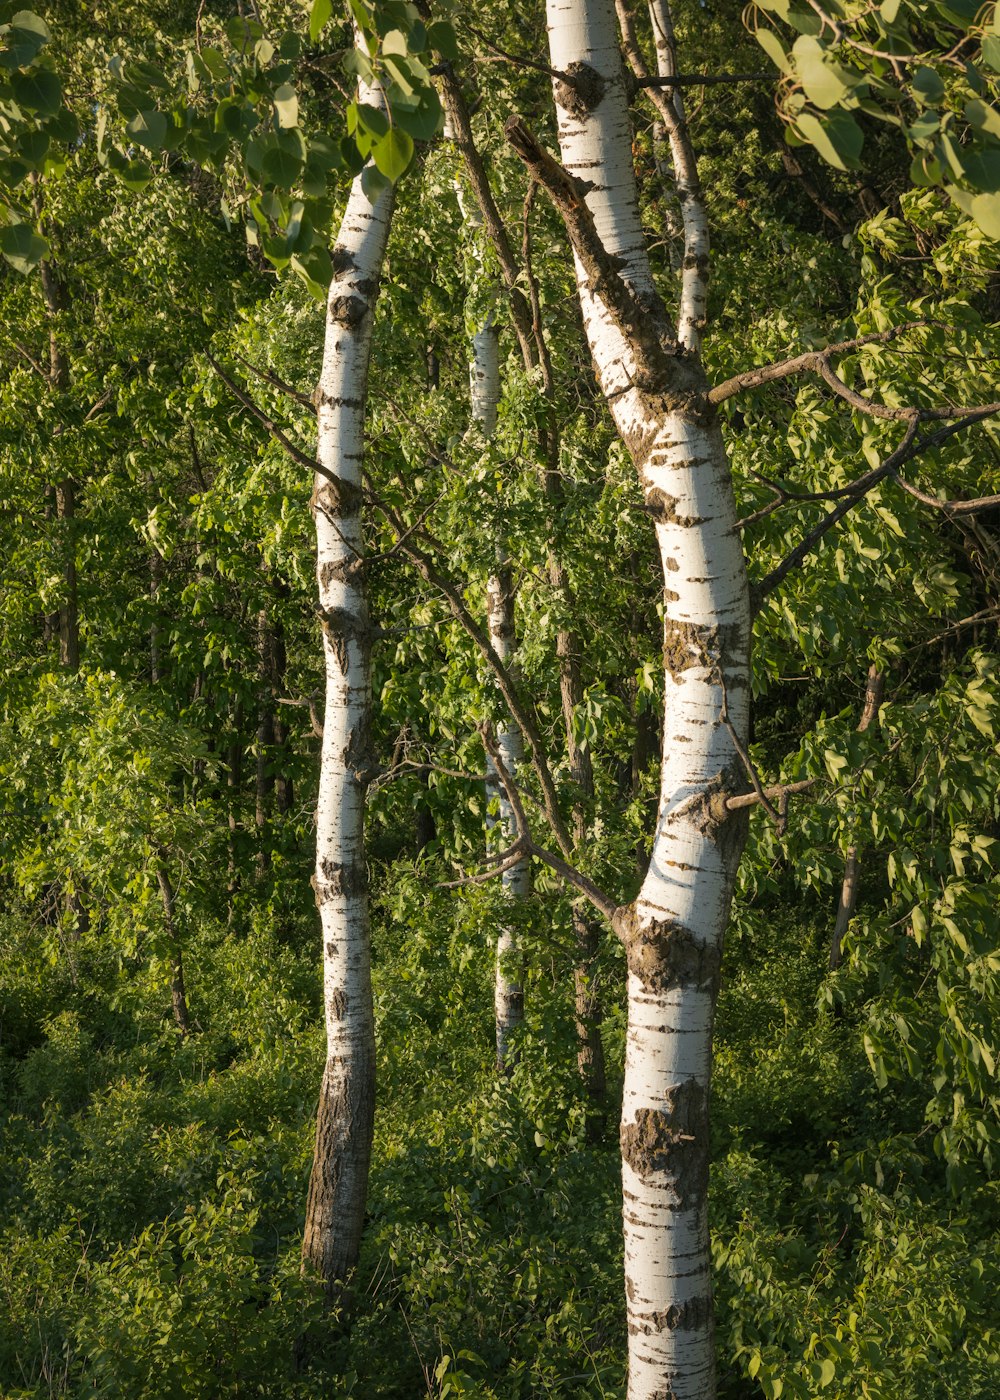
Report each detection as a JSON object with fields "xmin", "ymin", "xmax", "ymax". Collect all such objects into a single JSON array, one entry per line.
[{"xmin": 2, "ymin": 0, "xmax": 1000, "ymax": 1395}]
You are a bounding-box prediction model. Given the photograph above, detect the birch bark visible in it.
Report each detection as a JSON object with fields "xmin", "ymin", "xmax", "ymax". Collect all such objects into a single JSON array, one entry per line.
[
  {"xmin": 300, "ymin": 76, "xmax": 395, "ymax": 1292},
  {"xmin": 539, "ymin": 2, "xmax": 751, "ymax": 1394}
]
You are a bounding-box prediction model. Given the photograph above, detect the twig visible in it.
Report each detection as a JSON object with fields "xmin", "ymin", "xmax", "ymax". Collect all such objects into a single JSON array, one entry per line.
[
  {"xmin": 480, "ymin": 723, "xmax": 621, "ymax": 926},
  {"xmin": 753, "ymin": 418, "xmax": 921, "ymax": 606},
  {"xmin": 890, "ymin": 474, "xmax": 1000, "ymax": 517},
  {"xmin": 725, "ymin": 778, "xmax": 816, "ymax": 812},
  {"xmin": 719, "ymin": 672, "xmax": 783, "ymax": 830},
  {"xmin": 231, "ymin": 350, "xmax": 316, "ymax": 412},
  {"xmin": 206, "ymin": 352, "xmax": 324, "ymax": 478}
]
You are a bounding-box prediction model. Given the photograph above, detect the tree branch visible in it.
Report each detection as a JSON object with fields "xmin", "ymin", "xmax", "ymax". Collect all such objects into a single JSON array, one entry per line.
[
  {"xmin": 205, "ymin": 353, "xmax": 329, "ymax": 480},
  {"xmin": 480, "ymin": 723, "xmax": 621, "ymax": 926},
  {"xmin": 368, "ymin": 492, "xmax": 575, "ymax": 859},
  {"xmin": 231, "ymin": 350, "xmax": 317, "ymax": 413},
  {"xmin": 504, "ymin": 116, "xmax": 674, "ymax": 384},
  {"xmin": 753, "ymin": 417, "xmax": 921, "ymax": 606},
  {"xmin": 709, "ymin": 321, "xmax": 949, "ymax": 404}
]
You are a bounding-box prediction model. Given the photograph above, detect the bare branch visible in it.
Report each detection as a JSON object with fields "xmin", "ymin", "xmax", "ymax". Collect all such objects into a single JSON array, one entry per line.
[
  {"xmin": 891, "ymin": 474, "xmax": 1000, "ymax": 516},
  {"xmin": 437, "ymin": 64, "xmax": 536, "ymax": 371},
  {"xmin": 231, "ymin": 350, "xmax": 317, "ymax": 413},
  {"xmin": 636, "ymin": 70, "xmax": 772, "ymax": 86},
  {"xmin": 725, "ymin": 778, "xmax": 816, "ymax": 812},
  {"xmin": 276, "ymin": 694, "xmax": 324, "ymax": 738},
  {"xmin": 437, "ymin": 838, "xmax": 530, "ymax": 889},
  {"xmin": 205, "ymin": 353, "xmax": 328, "ymax": 480},
  {"xmin": 481, "ymin": 723, "xmax": 621, "ymax": 926},
  {"xmin": 719, "ymin": 671, "xmax": 783, "ymax": 830},
  {"xmin": 753, "ymin": 417, "xmax": 921, "ymax": 606},
  {"xmin": 367, "ymin": 491, "xmax": 575, "ymax": 859}
]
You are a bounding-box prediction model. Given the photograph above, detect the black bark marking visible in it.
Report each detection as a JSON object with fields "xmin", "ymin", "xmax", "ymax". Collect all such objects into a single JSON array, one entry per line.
[
  {"xmin": 328, "ymin": 294, "xmax": 368, "ymax": 328},
  {"xmin": 319, "ymin": 558, "xmax": 361, "ymax": 590},
  {"xmin": 553, "ymin": 61, "xmax": 606, "ymax": 119},
  {"xmin": 629, "ymin": 1294, "xmax": 712, "ymax": 1334},
  {"xmin": 622, "ymin": 914, "xmax": 722, "ymax": 995},
  {"xmin": 620, "ymin": 1078, "xmax": 710, "ymax": 1208},
  {"xmin": 318, "ymin": 605, "xmax": 370, "ymax": 677},
  {"xmin": 329, "ymin": 988, "xmax": 349, "ymax": 1020},
  {"xmin": 344, "ymin": 718, "xmax": 378, "ymax": 788},
  {"xmin": 311, "ymin": 474, "xmax": 363, "ymax": 518},
  {"xmin": 644, "ymin": 487, "xmax": 706, "ymax": 527},
  {"xmin": 318, "ymin": 859, "xmax": 367, "ymax": 897}
]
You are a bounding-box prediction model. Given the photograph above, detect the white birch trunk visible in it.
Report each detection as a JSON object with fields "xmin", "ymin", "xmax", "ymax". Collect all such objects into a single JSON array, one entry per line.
[
  {"xmin": 301, "ymin": 79, "xmax": 395, "ymax": 1290},
  {"xmin": 545, "ymin": 2, "xmax": 751, "ymax": 1395},
  {"xmin": 471, "ymin": 316, "xmax": 528, "ymax": 1071},
  {"xmin": 453, "ymin": 134, "xmax": 530, "ymax": 1071}
]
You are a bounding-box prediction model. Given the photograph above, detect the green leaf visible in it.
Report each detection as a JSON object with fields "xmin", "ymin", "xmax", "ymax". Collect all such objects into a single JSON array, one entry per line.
[
  {"xmin": 818, "ymin": 1358, "xmax": 836, "ymax": 1387},
  {"xmin": 260, "ymin": 128, "xmax": 306, "ymax": 188},
  {"xmin": 125, "ymin": 108, "xmax": 167, "ymax": 151},
  {"xmin": 755, "ymin": 27, "xmax": 791, "ymax": 74},
  {"xmin": 10, "ymin": 65, "xmax": 60, "ymax": 115},
  {"xmin": 372, "ymin": 125, "xmax": 413, "ymax": 180},
  {"xmin": 0, "ymin": 9, "xmax": 50, "ymax": 70},
  {"xmin": 912, "ymin": 65, "xmax": 945, "ymax": 105},
  {"xmin": 291, "ymin": 242, "xmax": 333, "ymax": 298},
  {"xmin": 0, "ymin": 219, "xmax": 47, "ymax": 272},
  {"xmin": 795, "ymin": 110, "xmax": 863, "ymax": 169},
  {"xmin": 427, "ymin": 20, "xmax": 459, "ymax": 59},
  {"xmin": 15, "ymin": 126, "xmax": 48, "ymax": 167},
  {"xmin": 392, "ymin": 90, "xmax": 442, "ymax": 142},
  {"xmin": 355, "ymin": 101, "xmax": 389, "ymax": 138},
  {"xmin": 225, "ymin": 15, "xmax": 263, "ymax": 53},
  {"xmin": 309, "ymin": 0, "xmax": 333, "ymax": 43},
  {"xmin": 970, "ymin": 190, "xmax": 1000, "ymax": 238},
  {"xmin": 983, "ymin": 33, "xmax": 1000, "ymax": 71},
  {"xmin": 273, "ymin": 82, "xmax": 299, "ymax": 129},
  {"xmin": 105, "ymin": 147, "xmax": 154, "ymax": 191},
  {"xmin": 361, "ymin": 162, "xmax": 390, "ymax": 203},
  {"xmin": 965, "ymin": 97, "xmax": 1000, "ymax": 138},
  {"xmin": 793, "ymin": 35, "xmax": 854, "ymax": 109}
]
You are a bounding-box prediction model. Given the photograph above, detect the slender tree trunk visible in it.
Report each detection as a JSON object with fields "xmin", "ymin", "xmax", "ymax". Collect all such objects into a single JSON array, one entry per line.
[
  {"xmin": 38, "ymin": 253, "xmax": 80, "ymax": 673},
  {"xmin": 156, "ymin": 863, "xmax": 189, "ymax": 1036},
  {"xmin": 444, "ymin": 86, "xmax": 606, "ymax": 1091},
  {"xmin": 300, "ymin": 109, "xmax": 395, "ymax": 1293},
  {"xmin": 830, "ymin": 665, "xmax": 884, "ymax": 970},
  {"xmin": 149, "ymin": 545, "xmax": 164, "ymax": 685},
  {"xmin": 531, "ymin": 3, "xmax": 752, "ymax": 1394},
  {"xmin": 255, "ymin": 605, "xmax": 276, "ymax": 879},
  {"xmin": 226, "ymin": 716, "xmax": 242, "ymax": 922},
  {"xmin": 486, "ymin": 563, "xmax": 528, "ymax": 1070},
  {"xmin": 471, "ymin": 314, "xmax": 527, "ymax": 1072},
  {"xmin": 270, "ymin": 603, "xmax": 294, "ymax": 816}
]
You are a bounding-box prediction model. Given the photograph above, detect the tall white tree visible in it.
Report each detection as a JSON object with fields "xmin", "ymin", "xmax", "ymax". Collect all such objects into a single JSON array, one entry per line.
[
  {"xmin": 508, "ymin": 0, "xmax": 751, "ymax": 1393},
  {"xmin": 300, "ymin": 59, "xmax": 395, "ymax": 1292}
]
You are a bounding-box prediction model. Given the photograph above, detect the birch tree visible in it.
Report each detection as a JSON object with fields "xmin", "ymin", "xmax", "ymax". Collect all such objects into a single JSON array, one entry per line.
[
  {"xmin": 496, "ymin": 0, "xmax": 1000, "ymax": 1394},
  {"xmin": 299, "ymin": 54, "xmax": 395, "ymax": 1292}
]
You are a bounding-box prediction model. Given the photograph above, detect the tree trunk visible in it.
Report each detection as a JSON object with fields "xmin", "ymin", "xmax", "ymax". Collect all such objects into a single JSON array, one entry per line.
[
  {"xmin": 443, "ymin": 85, "xmax": 604, "ymax": 1091},
  {"xmin": 156, "ymin": 863, "xmax": 189, "ymax": 1036},
  {"xmin": 486, "ymin": 563, "xmax": 528, "ymax": 1070},
  {"xmin": 830, "ymin": 664, "xmax": 884, "ymax": 970},
  {"xmin": 537, "ymin": 4, "xmax": 751, "ymax": 1394},
  {"xmin": 255, "ymin": 605, "xmax": 276, "ymax": 880},
  {"xmin": 300, "ymin": 120, "xmax": 394, "ymax": 1294}
]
